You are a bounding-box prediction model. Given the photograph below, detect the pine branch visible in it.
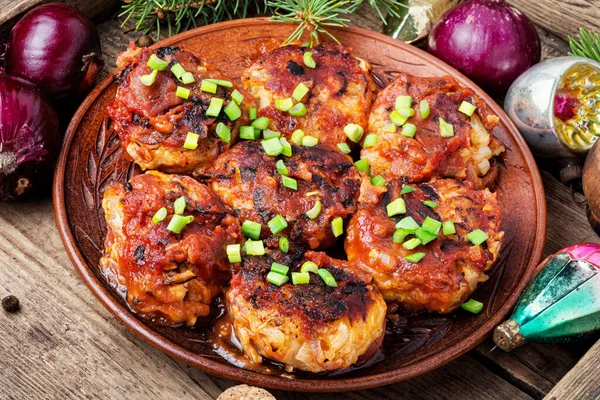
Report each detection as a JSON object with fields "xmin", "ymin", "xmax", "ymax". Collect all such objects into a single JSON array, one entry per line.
[{"xmin": 569, "ymin": 28, "xmax": 600, "ymax": 63}]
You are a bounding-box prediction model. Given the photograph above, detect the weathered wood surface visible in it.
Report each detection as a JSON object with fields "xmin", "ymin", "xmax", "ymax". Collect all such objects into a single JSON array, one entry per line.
[{"xmin": 1, "ymin": 3, "xmax": 599, "ymax": 400}]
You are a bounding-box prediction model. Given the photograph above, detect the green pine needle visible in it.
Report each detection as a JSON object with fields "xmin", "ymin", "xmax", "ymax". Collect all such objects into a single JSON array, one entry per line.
[{"xmin": 569, "ymin": 28, "xmax": 600, "ymax": 63}]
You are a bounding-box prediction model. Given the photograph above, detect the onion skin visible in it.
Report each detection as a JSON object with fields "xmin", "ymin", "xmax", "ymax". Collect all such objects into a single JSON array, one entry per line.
[
  {"xmin": 5, "ymin": 3, "xmax": 104, "ymax": 101},
  {"xmin": 428, "ymin": 0, "xmax": 541, "ymax": 95},
  {"xmin": 0, "ymin": 75, "xmax": 59, "ymax": 201}
]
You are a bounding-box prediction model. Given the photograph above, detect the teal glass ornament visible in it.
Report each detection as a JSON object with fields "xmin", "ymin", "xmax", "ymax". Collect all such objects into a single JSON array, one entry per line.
[{"xmin": 494, "ymin": 243, "xmax": 600, "ymax": 351}]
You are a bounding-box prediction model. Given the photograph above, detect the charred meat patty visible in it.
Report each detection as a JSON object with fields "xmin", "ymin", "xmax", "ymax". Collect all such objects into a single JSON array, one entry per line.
[
  {"xmin": 107, "ymin": 44, "xmax": 255, "ymax": 173},
  {"xmin": 226, "ymin": 249, "xmax": 386, "ymax": 373},
  {"xmin": 101, "ymin": 171, "xmax": 243, "ymax": 326},
  {"xmin": 362, "ymin": 73, "xmax": 505, "ymax": 188},
  {"xmin": 209, "ymin": 141, "xmax": 360, "ymax": 250},
  {"xmin": 242, "ymin": 44, "xmax": 375, "ymax": 147},
  {"xmin": 345, "ymin": 178, "xmax": 503, "ymax": 314}
]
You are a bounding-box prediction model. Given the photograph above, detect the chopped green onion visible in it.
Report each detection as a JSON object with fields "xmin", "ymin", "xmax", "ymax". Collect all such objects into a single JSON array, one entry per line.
[
  {"xmin": 231, "ymin": 89, "xmax": 244, "ymax": 105},
  {"xmin": 405, "ymin": 252, "xmax": 426, "ymax": 263},
  {"xmin": 458, "ymin": 101, "xmax": 476, "ymax": 116},
  {"xmin": 306, "ymin": 191, "xmax": 320, "ymax": 197},
  {"xmin": 439, "ymin": 118, "xmax": 455, "ymax": 137},
  {"xmin": 401, "ymin": 123, "xmax": 417, "ymax": 138},
  {"xmin": 200, "ymin": 79, "xmax": 217, "ymax": 94},
  {"xmin": 223, "ymin": 101, "xmax": 241, "ymax": 121},
  {"xmin": 467, "ymin": 229, "xmax": 489, "ymax": 246},
  {"xmin": 280, "ymin": 138, "xmax": 292, "ymax": 156},
  {"xmin": 289, "ymin": 103, "xmax": 307, "ymax": 117},
  {"xmin": 390, "ymin": 110, "xmax": 408, "ymax": 126},
  {"xmin": 242, "ymin": 220, "xmax": 262, "ymax": 240},
  {"xmin": 276, "ymin": 160, "xmax": 289, "ymax": 175},
  {"xmin": 252, "ymin": 116, "xmax": 270, "ymax": 130},
  {"xmin": 215, "ymin": 122, "xmax": 231, "ymax": 143},
  {"xmin": 302, "ymin": 135, "xmax": 318, "ymax": 147},
  {"xmin": 282, "ymin": 176, "xmax": 298, "ymax": 190},
  {"xmin": 363, "ymin": 134, "xmax": 379, "ymax": 148},
  {"xmin": 370, "ymin": 175, "xmax": 386, "ymax": 187},
  {"xmin": 337, "ymin": 143, "xmax": 351, "ymax": 154},
  {"xmin": 167, "ymin": 215, "xmax": 194, "ymax": 234},
  {"xmin": 261, "ymin": 137, "xmax": 283, "ymax": 156},
  {"xmin": 397, "ymin": 108, "xmax": 415, "ymax": 118},
  {"xmin": 244, "ymin": 239, "xmax": 265, "ymax": 255},
  {"xmin": 354, "ymin": 158, "xmax": 370, "ymax": 175},
  {"xmin": 331, "ymin": 216, "xmax": 344, "ymax": 237},
  {"xmin": 206, "ymin": 78, "xmax": 233, "ymax": 88},
  {"xmin": 180, "ymin": 72, "xmax": 195, "ymax": 84},
  {"xmin": 401, "ymin": 185, "xmax": 415, "ymax": 194},
  {"xmin": 266, "ymin": 271, "xmax": 289, "ymax": 286},
  {"xmin": 303, "ymin": 52, "xmax": 316, "ymax": 68},
  {"xmin": 422, "ymin": 217, "xmax": 442, "ymax": 235},
  {"xmin": 206, "ymin": 98, "xmax": 224, "ymax": 117},
  {"xmin": 173, "ymin": 196, "xmax": 186, "ymax": 215},
  {"xmin": 393, "ymin": 228, "xmax": 411, "ymax": 243},
  {"xmin": 249, "ymin": 108, "xmax": 257, "ymax": 120},
  {"xmin": 293, "ymin": 83, "xmax": 310, "ymax": 102},
  {"xmin": 291, "ymin": 129, "xmax": 305, "ymax": 144},
  {"xmin": 386, "ymin": 198, "xmax": 406, "ymax": 217},
  {"xmin": 176, "ymin": 86, "xmax": 190, "ymax": 99},
  {"xmin": 271, "ymin": 262, "xmax": 289, "ymax": 275},
  {"xmin": 344, "ymin": 123, "xmax": 364, "ymax": 143},
  {"xmin": 263, "ymin": 129, "xmax": 280, "ymax": 139},
  {"xmin": 402, "ymin": 238, "xmax": 422, "ymax": 250},
  {"xmin": 443, "ymin": 221, "xmax": 456, "ymax": 235},
  {"xmin": 268, "ymin": 214, "xmax": 288, "ymax": 235},
  {"xmin": 183, "ymin": 132, "xmax": 200, "ymax": 150},
  {"xmin": 147, "ymin": 54, "xmax": 168, "ymax": 71},
  {"xmin": 306, "ymin": 200, "xmax": 322, "ymax": 219},
  {"xmin": 420, "ymin": 100, "xmax": 430, "ymax": 118},
  {"xmin": 152, "ymin": 207, "xmax": 168, "ymax": 224},
  {"xmin": 139, "ymin": 69, "xmax": 158, "ymax": 86},
  {"xmin": 275, "ymin": 98, "xmax": 294, "ymax": 112},
  {"xmin": 423, "ymin": 200, "xmax": 438, "ymax": 209},
  {"xmin": 240, "ymin": 126, "xmax": 258, "ymax": 140},
  {"xmin": 227, "ymin": 244, "xmax": 242, "ymax": 263},
  {"xmin": 461, "ymin": 298, "xmax": 484, "ymax": 314},
  {"xmin": 395, "ymin": 216, "xmax": 419, "ymax": 232},
  {"xmin": 301, "ymin": 261, "xmax": 319, "ymax": 273},
  {"xmin": 317, "ymin": 268, "xmax": 338, "ymax": 287},
  {"xmin": 415, "ymin": 227, "xmax": 437, "ymax": 245},
  {"xmin": 396, "ymin": 95, "xmax": 412, "ymax": 110},
  {"xmin": 292, "ymin": 272, "xmax": 310, "ymax": 285},
  {"xmin": 279, "ymin": 237, "xmax": 289, "ymax": 253},
  {"xmin": 171, "ymin": 63, "xmax": 186, "ymax": 79},
  {"xmin": 382, "ymin": 123, "xmax": 397, "ymax": 133}
]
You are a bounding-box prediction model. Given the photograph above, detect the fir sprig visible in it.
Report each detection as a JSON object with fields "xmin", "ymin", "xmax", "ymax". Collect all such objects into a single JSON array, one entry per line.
[{"xmin": 569, "ymin": 28, "xmax": 600, "ymax": 63}]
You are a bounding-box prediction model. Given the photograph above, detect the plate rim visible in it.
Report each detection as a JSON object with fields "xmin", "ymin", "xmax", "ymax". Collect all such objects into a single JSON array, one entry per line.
[{"xmin": 53, "ymin": 17, "xmax": 547, "ymax": 392}]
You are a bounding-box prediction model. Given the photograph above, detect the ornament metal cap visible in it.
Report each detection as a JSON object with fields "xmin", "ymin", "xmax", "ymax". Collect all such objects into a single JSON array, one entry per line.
[{"xmin": 493, "ymin": 319, "xmax": 525, "ymax": 352}]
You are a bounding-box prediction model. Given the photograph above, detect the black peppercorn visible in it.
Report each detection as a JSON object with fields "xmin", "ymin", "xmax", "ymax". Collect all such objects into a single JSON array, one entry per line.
[
  {"xmin": 2, "ymin": 295, "xmax": 20, "ymax": 313},
  {"xmin": 136, "ymin": 34, "xmax": 154, "ymax": 48}
]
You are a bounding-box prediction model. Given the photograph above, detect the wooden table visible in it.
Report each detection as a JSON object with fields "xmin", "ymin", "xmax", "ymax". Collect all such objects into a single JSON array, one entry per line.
[{"xmin": 1, "ymin": 2, "xmax": 600, "ymax": 399}]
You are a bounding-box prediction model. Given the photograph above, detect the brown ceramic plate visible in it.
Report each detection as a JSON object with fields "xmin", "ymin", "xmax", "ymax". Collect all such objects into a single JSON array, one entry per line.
[{"xmin": 53, "ymin": 18, "xmax": 546, "ymax": 392}]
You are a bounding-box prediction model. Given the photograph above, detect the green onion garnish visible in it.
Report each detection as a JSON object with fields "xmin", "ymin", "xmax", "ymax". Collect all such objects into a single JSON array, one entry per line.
[
  {"xmin": 249, "ymin": 108, "xmax": 257, "ymax": 120},
  {"xmin": 331, "ymin": 216, "xmax": 344, "ymax": 237},
  {"xmin": 215, "ymin": 122, "xmax": 231, "ymax": 143},
  {"xmin": 303, "ymin": 52, "xmax": 316, "ymax": 68},
  {"xmin": 252, "ymin": 116, "xmax": 270, "ymax": 130},
  {"xmin": 337, "ymin": 143, "xmax": 351, "ymax": 154},
  {"xmin": 393, "ymin": 228, "xmax": 411, "ymax": 243},
  {"xmin": 289, "ymin": 103, "xmax": 307, "ymax": 117},
  {"xmin": 423, "ymin": 200, "xmax": 438, "ymax": 209},
  {"xmin": 147, "ymin": 54, "xmax": 168, "ymax": 71},
  {"xmin": 271, "ymin": 262, "xmax": 289, "ymax": 275},
  {"xmin": 173, "ymin": 196, "xmax": 186, "ymax": 215},
  {"xmin": 206, "ymin": 78, "xmax": 233, "ymax": 88},
  {"xmin": 402, "ymin": 238, "xmax": 421, "ymax": 250},
  {"xmin": 420, "ymin": 100, "xmax": 430, "ymax": 118},
  {"xmin": 275, "ymin": 98, "xmax": 294, "ymax": 112},
  {"xmin": 386, "ymin": 198, "xmax": 406, "ymax": 217},
  {"xmin": 301, "ymin": 135, "xmax": 318, "ymax": 147},
  {"xmin": 282, "ymin": 176, "xmax": 298, "ymax": 190},
  {"xmin": 231, "ymin": 89, "xmax": 244, "ymax": 105},
  {"xmin": 401, "ymin": 185, "xmax": 415, "ymax": 194},
  {"xmin": 266, "ymin": 271, "xmax": 289, "ymax": 286},
  {"xmin": 395, "ymin": 95, "xmax": 412, "ymax": 110},
  {"xmin": 227, "ymin": 244, "xmax": 242, "ymax": 263},
  {"xmin": 176, "ymin": 86, "xmax": 190, "ymax": 99},
  {"xmin": 171, "ymin": 63, "xmax": 186, "ymax": 79},
  {"xmin": 354, "ymin": 158, "xmax": 369, "ymax": 175},
  {"xmin": 402, "ymin": 123, "xmax": 417, "ymax": 138},
  {"xmin": 293, "ymin": 83, "xmax": 310, "ymax": 102},
  {"xmin": 390, "ymin": 110, "xmax": 408, "ymax": 126},
  {"xmin": 370, "ymin": 175, "xmax": 386, "ymax": 187},
  {"xmin": 244, "ymin": 239, "xmax": 265, "ymax": 255},
  {"xmin": 280, "ymin": 138, "xmax": 292, "ymax": 156},
  {"xmin": 395, "ymin": 216, "xmax": 419, "ymax": 232},
  {"xmin": 458, "ymin": 101, "xmax": 476, "ymax": 116},
  {"xmin": 404, "ymin": 252, "xmax": 425, "ymax": 263},
  {"xmin": 183, "ymin": 132, "xmax": 199, "ymax": 150},
  {"xmin": 306, "ymin": 191, "xmax": 319, "ymax": 197},
  {"xmin": 291, "ymin": 129, "xmax": 305, "ymax": 144},
  {"xmin": 268, "ymin": 215, "xmax": 288, "ymax": 235},
  {"xmin": 200, "ymin": 79, "xmax": 217, "ymax": 94},
  {"xmin": 467, "ymin": 229, "xmax": 489, "ymax": 246},
  {"xmin": 167, "ymin": 215, "xmax": 194, "ymax": 234},
  {"xmin": 139, "ymin": 69, "xmax": 158, "ymax": 86},
  {"xmin": 223, "ymin": 101, "xmax": 241, "ymax": 121},
  {"xmin": 461, "ymin": 298, "xmax": 484, "ymax": 314},
  {"xmin": 363, "ymin": 134, "xmax": 379, "ymax": 148},
  {"xmin": 317, "ymin": 268, "xmax": 337, "ymax": 287},
  {"xmin": 301, "ymin": 261, "xmax": 319, "ymax": 273},
  {"xmin": 382, "ymin": 123, "xmax": 397, "ymax": 133},
  {"xmin": 415, "ymin": 227, "xmax": 437, "ymax": 245},
  {"xmin": 261, "ymin": 137, "xmax": 283, "ymax": 156},
  {"xmin": 240, "ymin": 126, "xmax": 258, "ymax": 140},
  {"xmin": 279, "ymin": 237, "xmax": 289, "ymax": 253},
  {"xmin": 180, "ymin": 72, "xmax": 195, "ymax": 85},
  {"xmin": 152, "ymin": 207, "xmax": 168, "ymax": 224},
  {"xmin": 242, "ymin": 220, "xmax": 262, "ymax": 240},
  {"xmin": 292, "ymin": 272, "xmax": 310, "ymax": 285},
  {"xmin": 344, "ymin": 123, "xmax": 364, "ymax": 143},
  {"xmin": 397, "ymin": 108, "xmax": 415, "ymax": 118},
  {"xmin": 422, "ymin": 217, "xmax": 442, "ymax": 235},
  {"xmin": 206, "ymin": 98, "xmax": 224, "ymax": 117},
  {"xmin": 442, "ymin": 221, "xmax": 456, "ymax": 235},
  {"xmin": 263, "ymin": 129, "xmax": 280, "ymax": 139},
  {"xmin": 306, "ymin": 200, "xmax": 322, "ymax": 219},
  {"xmin": 439, "ymin": 118, "xmax": 455, "ymax": 137},
  {"xmin": 276, "ymin": 160, "xmax": 288, "ymax": 175}
]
